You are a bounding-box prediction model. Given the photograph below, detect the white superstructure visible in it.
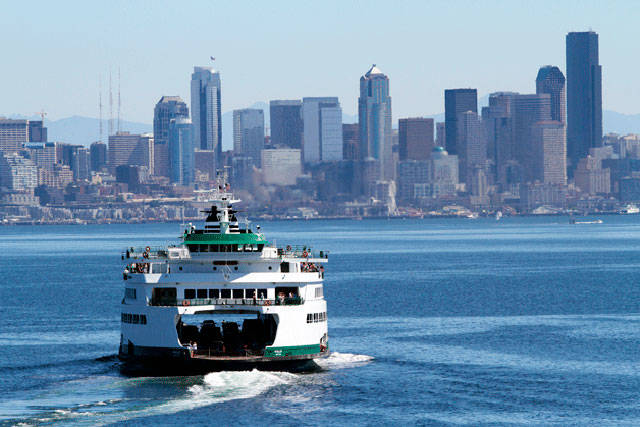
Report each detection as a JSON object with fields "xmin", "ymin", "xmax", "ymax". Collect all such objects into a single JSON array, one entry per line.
[{"xmin": 119, "ymin": 191, "xmax": 329, "ymax": 371}]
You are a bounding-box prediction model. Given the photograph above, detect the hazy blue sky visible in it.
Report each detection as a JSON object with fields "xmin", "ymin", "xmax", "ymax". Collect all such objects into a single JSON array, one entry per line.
[{"xmin": 2, "ymin": 0, "xmax": 639, "ymax": 123}]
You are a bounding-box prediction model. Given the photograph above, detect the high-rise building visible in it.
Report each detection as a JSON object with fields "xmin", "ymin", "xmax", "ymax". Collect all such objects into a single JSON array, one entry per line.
[
  {"xmin": 28, "ymin": 121, "xmax": 47, "ymax": 143},
  {"xmin": 398, "ymin": 118, "xmax": 434, "ymax": 161},
  {"xmin": 342, "ymin": 123, "xmax": 359, "ymax": 161},
  {"xmin": 536, "ymin": 66, "xmax": 566, "ymax": 123},
  {"xmin": 71, "ymin": 147, "xmax": 90, "ymax": 181},
  {"xmin": 90, "ymin": 141, "xmax": 107, "ymax": 172},
  {"xmin": 108, "ymin": 132, "xmax": 154, "ymax": 173},
  {"xmin": 358, "ymin": 65, "xmax": 393, "ymax": 180},
  {"xmin": 168, "ymin": 118, "xmax": 194, "ymax": 185},
  {"xmin": 0, "ymin": 152, "xmax": 37, "ymax": 191},
  {"xmin": 153, "ymin": 96, "xmax": 189, "ymax": 177},
  {"xmin": 483, "ymin": 92, "xmax": 518, "ymax": 186},
  {"xmin": 531, "ymin": 121, "xmax": 567, "ymax": 185},
  {"xmin": 194, "ymin": 149, "xmax": 216, "ymax": 182},
  {"xmin": 397, "ymin": 160, "xmax": 429, "ymax": 201},
  {"xmin": 435, "ymin": 122, "xmax": 446, "ymax": 147},
  {"xmin": 270, "ymin": 100, "xmax": 303, "ymax": 148},
  {"xmin": 513, "ymin": 94, "xmax": 551, "ymax": 182},
  {"xmin": 191, "ymin": 67, "xmax": 222, "ymax": 165},
  {"xmin": 0, "ymin": 119, "xmax": 29, "ymax": 153},
  {"xmin": 457, "ymin": 111, "xmax": 486, "ymax": 186},
  {"xmin": 566, "ymin": 31, "xmax": 603, "ymax": 175},
  {"xmin": 233, "ymin": 109, "xmax": 264, "ymax": 167},
  {"xmin": 302, "ymin": 97, "xmax": 343, "ymax": 163},
  {"xmin": 444, "ymin": 89, "xmax": 477, "ymax": 155},
  {"xmin": 24, "ymin": 142, "xmax": 56, "ymax": 171}
]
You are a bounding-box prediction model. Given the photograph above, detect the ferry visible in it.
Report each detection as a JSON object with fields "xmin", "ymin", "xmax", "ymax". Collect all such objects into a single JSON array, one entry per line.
[
  {"xmin": 620, "ymin": 204, "xmax": 640, "ymax": 215},
  {"xmin": 118, "ymin": 191, "xmax": 329, "ymax": 373}
]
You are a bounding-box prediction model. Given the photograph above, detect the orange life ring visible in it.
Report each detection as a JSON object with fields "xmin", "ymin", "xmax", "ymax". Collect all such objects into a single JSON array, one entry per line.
[
  {"xmin": 264, "ymin": 300, "xmax": 271, "ymax": 306},
  {"xmin": 182, "ymin": 300, "xmax": 190, "ymax": 306},
  {"xmin": 302, "ymin": 251, "xmax": 308, "ymax": 258}
]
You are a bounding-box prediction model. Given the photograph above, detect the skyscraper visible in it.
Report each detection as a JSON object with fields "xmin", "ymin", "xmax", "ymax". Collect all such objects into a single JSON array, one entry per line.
[
  {"xmin": 0, "ymin": 119, "xmax": 29, "ymax": 153},
  {"xmin": 153, "ymin": 96, "xmax": 189, "ymax": 177},
  {"xmin": 108, "ymin": 132, "xmax": 154, "ymax": 173},
  {"xmin": 483, "ymin": 92, "xmax": 517, "ymax": 186},
  {"xmin": 444, "ymin": 89, "xmax": 477, "ymax": 155},
  {"xmin": 191, "ymin": 67, "xmax": 222, "ymax": 166},
  {"xmin": 342, "ymin": 123, "xmax": 359, "ymax": 161},
  {"xmin": 169, "ymin": 118, "xmax": 194, "ymax": 185},
  {"xmin": 28, "ymin": 121, "xmax": 47, "ymax": 143},
  {"xmin": 358, "ymin": 65, "xmax": 393, "ymax": 180},
  {"xmin": 513, "ymin": 94, "xmax": 552, "ymax": 183},
  {"xmin": 457, "ymin": 111, "xmax": 486, "ymax": 186},
  {"xmin": 398, "ymin": 118, "xmax": 434, "ymax": 161},
  {"xmin": 536, "ymin": 66, "xmax": 566, "ymax": 123},
  {"xmin": 302, "ymin": 97, "xmax": 343, "ymax": 163},
  {"xmin": 270, "ymin": 100, "xmax": 303, "ymax": 148},
  {"xmin": 233, "ymin": 108, "xmax": 265, "ymax": 167},
  {"xmin": 90, "ymin": 141, "xmax": 107, "ymax": 172},
  {"xmin": 566, "ymin": 31, "xmax": 602, "ymax": 174},
  {"xmin": 531, "ymin": 121, "xmax": 567, "ymax": 185}
]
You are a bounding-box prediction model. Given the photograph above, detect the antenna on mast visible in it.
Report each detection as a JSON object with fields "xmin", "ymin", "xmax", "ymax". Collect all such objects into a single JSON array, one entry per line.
[
  {"xmin": 109, "ymin": 71, "xmax": 114, "ymax": 136},
  {"xmin": 99, "ymin": 74, "xmax": 103, "ymax": 142},
  {"xmin": 117, "ymin": 67, "xmax": 121, "ymax": 133}
]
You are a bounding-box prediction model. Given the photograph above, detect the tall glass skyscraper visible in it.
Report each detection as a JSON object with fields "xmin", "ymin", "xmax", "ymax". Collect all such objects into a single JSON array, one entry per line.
[
  {"xmin": 302, "ymin": 97, "xmax": 343, "ymax": 163},
  {"xmin": 444, "ymin": 89, "xmax": 477, "ymax": 157},
  {"xmin": 358, "ymin": 65, "xmax": 393, "ymax": 180},
  {"xmin": 270, "ymin": 100, "xmax": 303, "ymax": 149},
  {"xmin": 233, "ymin": 108, "xmax": 265, "ymax": 167},
  {"xmin": 153, "ymin": 96, "xmax": 189, "ymax": 177},
  {"xmin": 566, "ymin": 31, "xmax": 602, "ymax": 175},
  {"xmin": 536, "ymin": 66, "xmax": 566, "ymax": 124},
  {"xmin": 169, "ymin": 118, "xmax": 194, "ymax": 185},
  {"xmin": 190, "ymin": 67, "xmax": 221, "ymax": 167}
]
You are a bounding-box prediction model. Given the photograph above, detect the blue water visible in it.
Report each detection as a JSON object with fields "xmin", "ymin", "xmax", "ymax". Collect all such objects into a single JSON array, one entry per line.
[{"xmin": 2, "ymin": 216, "xmax": 640, "ymax": 425}]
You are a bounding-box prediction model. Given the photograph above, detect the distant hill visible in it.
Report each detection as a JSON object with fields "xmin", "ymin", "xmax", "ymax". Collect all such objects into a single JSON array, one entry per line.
[{"xmin": 5, "ymin": 108, "xmax": 639, "ymax": 149}]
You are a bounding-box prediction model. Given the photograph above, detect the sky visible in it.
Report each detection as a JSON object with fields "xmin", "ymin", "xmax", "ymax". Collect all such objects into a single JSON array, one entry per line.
[{"xmin": 2, "ymin": 0, "xmax": 639, "ymax": 124}]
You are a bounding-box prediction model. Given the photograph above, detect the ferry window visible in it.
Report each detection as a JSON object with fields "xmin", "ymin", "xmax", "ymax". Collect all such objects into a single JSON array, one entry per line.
[
  {"xmin": 233, "ymin": 289, "xmax": 243, "ymax": 299},
  {"xmin": 133, "ymin": 314, "xmax": 140, "ymax": 324},
  {"xmin": 211, "ymin": 245, "xmax": 219, "ymax": 252},
  {"xmin": 209, "ymin": 289, "xmax": 219, "ymax": 298},
  {"xmin": 280, "ymin": 262, "xmax": 290, "ymax": 273},
  {"xmin": 258, "ymin": 289, "xmax": 267, "ymax": 299},
  {"xmin": 313, "ymin": 313, "xmax": 319, "ymax": 322},
  {"xmin": 221, "ymin": 289, "xmax": 231, "ymax": 298},
  {"xmin": 306, "ymin": 313, "xmax": 312, "ymax": 323},
  {"xmin": 257, "ymin": 244, "xmax": 264, "ymax": 251},
  {"xmin": 246, "ymin": 289, "xmax": 255, "ymax": 298},
  {"xmin": 188, "ymin": 244, "xmax": 199, "ymax": 253},
  {"xmin": 184, "ymin": 289, "xmax": 196, "ymax": 299},
  {"xmin": 141, "ymin": 315, "xmax": 147, "ymax": 324},
  {"xmin": 315, "ymin": 287, "xmax": 323, "ymax": 298},
  {"xmin": 197, "ymin": 289, "xmax": 207, "ymax": 298},
  {"xmin": 200, "ymin": 244, "xmax": 209, "ymax": 252}
]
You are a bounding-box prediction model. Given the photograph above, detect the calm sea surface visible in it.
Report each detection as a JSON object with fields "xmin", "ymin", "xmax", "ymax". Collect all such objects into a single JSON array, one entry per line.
[{"xmin": 2, "ymin": 216, "xmax": 640, "ymax": 425}]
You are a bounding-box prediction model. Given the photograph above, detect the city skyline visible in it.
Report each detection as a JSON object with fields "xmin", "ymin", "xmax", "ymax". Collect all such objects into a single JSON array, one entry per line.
[{"xmin": 2, "ymin": 1, "xmax": 640, "ymax": 124}]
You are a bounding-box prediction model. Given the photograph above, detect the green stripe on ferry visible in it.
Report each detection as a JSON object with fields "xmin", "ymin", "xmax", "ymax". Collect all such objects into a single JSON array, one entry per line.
[
  {"xmin": 183, "ymin": 233, "xmax": 269, "ymax": 245},
  {"xmin": 263, "ymin": 344, "xmax": 321, "ymax": 357}
]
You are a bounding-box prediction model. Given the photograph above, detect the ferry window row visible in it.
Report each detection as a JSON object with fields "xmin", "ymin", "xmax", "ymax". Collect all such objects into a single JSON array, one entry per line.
[
  {"xmin": 187, "ymin": 244, "xmax": 264, "ymax": 253},
  {"xmin": 306, "ymin": 312, "xmax": 327, "ymax": 323},
  {"xmin": 184, "ymin": 288, "xmax": 268, "ymax": 300},
  {"xmin": 121, "ymin": 313, "xmax": 147, "ymax": 324}
]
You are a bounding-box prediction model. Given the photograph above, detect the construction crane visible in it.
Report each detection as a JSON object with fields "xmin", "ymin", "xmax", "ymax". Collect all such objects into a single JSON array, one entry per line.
[{"xmin": 34, "ymin": 110, "xmax": 47, "ymax": 125}]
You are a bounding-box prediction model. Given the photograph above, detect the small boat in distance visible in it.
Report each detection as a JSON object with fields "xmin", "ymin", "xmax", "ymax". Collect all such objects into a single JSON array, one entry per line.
[
  {"xmin": 495, "ymin": 211, "xmax": 503, "ymax": 221},
  {"xmin": 620, "ymin": 204, "xmax": 640, "ymax": 214}
]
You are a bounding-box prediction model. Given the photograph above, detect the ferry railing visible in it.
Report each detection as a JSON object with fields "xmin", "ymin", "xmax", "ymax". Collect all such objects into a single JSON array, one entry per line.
[
  {"xmin": 122, "ymin": 246, "xmax": 174, "ymax": 260},
  {"xmin": 151, "ymin": 297, "xmax": 304, "ymax": 307},
  {"xmin": 277, "ymin": 245, "xmax": 329, "ymax": 259}
]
